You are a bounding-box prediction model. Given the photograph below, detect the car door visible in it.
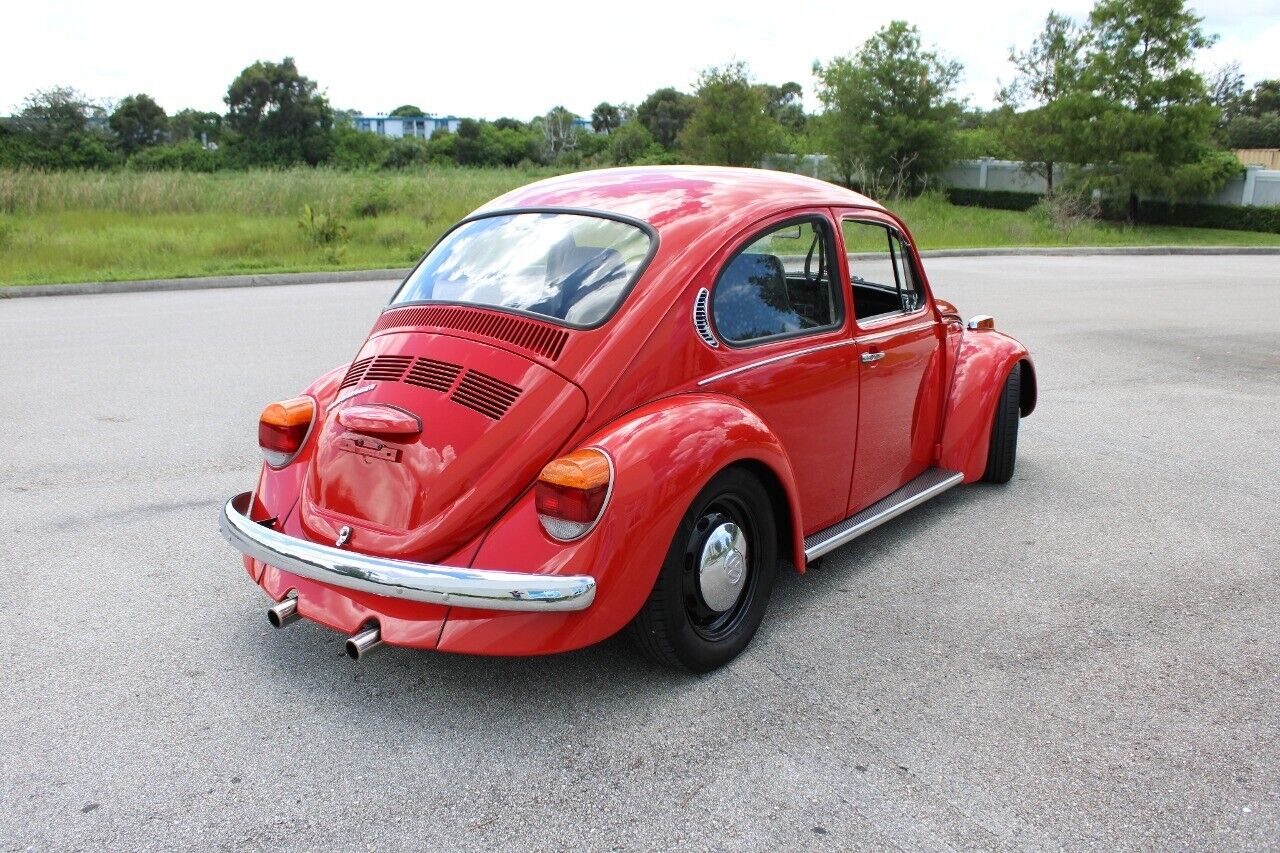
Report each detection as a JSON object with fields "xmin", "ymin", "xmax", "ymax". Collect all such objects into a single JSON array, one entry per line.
[
  {"xmin": 838, "ymin": 212, "xmax": 945, "ymax": 514},
  {"xmin": 707, "ymin": 211, "xmax": 860, "ymax": 534}
]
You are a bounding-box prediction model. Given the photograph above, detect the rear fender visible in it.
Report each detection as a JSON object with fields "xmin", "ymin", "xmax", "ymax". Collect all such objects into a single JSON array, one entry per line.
[
  {"xmin": 250, "ymin": 363, "xmax": 349, "ymax": 537},
  {"xmin": 439, "ymin": 393, "xmax": 806, "ymax": 656},
  {"xmin": 938, "ymin": 331, "xmax": 1035, "ymax": 481}
]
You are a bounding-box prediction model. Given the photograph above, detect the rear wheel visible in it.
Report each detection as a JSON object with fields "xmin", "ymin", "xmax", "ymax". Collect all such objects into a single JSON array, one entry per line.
[
  {"xmin": 628, "ymin": 468, "xmax": 777, "ymax": 672},
  {"xmin": 982, "ymin": 362, "xmax": 1022, "ymax": 484}
]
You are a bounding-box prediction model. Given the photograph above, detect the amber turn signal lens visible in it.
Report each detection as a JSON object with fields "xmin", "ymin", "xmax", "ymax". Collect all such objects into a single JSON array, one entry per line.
[
  {"xmin": 535, "ymin": 449, "xmax": 613, "ymax": 541},
  {"xmin": 258, "ymin": 396, "xmax": 315, "ymax": 468},
  {"xmin": 967, "ymin": 315, "xmax": 996, "ymax": 331}
]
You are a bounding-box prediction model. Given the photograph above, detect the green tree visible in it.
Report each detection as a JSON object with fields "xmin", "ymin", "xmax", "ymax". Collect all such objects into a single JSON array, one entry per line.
[
  {"xmin": 813, "ymin": 21, "xmax": 963, "ymax": 193},
  {"xmin": 389, "ymin": 104, "xmax": 424, "ymax": 116},
  {"xmin": 997, "ymin": 12, "xmax": 1086, "ymax": 195},
  {"xmin": 1244, "ymin": 79, "xmax": 1280, "ymax": 115},
  {"xmin": 169, "ymin": 109, "xmax": 222, "ymax": 145},
  {"xmin": 680, "ymin": 62, "xmax": 784, "ymax": 166},
  {"xmin": 109, "ymin": 93, "xmax": 168, "ymax": 155},
  {"xmin": 758, "ymin": 81, "xmax": 806, "ymax": 131},
  {"xmin": 537, "ymin": 106, "xmax": 580, "ymax": 161},
  {"xmin": 1073, "ymin": 0, "xmax": 1238, "ymax": 221},
  {"xmin": 224, "ymin": 57, "xmax": 334, "ymax": 166},
  {"xmin": 609, "ymin": 121, "xmax": 656, "ymax": 164},
  {"xmin": 591, "ymin": 102, "xmax": 622, "ymax": 134},
  {"xmin": 636, "ymin": 87, "xmax": 695, "ymax": 148},
  {"xmin": 1, "ymin": 86, "xmax": 116, "ymax": 169}
]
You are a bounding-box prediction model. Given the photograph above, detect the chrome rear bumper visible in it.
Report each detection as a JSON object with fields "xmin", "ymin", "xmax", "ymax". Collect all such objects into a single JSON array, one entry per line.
[{"xmin": 219, "ymin": 492, "xmax": 596, "ymax": 612}]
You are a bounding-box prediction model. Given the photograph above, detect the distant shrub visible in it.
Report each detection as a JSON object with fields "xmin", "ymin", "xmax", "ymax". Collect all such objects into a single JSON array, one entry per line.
[
  {"xmin": 331, "ymin": 124, "xmax": 390, "ymax": 170},
  {"xmin": 128, "ymin": 141, "xmax": 223, "ymax": 172},
  {"xmin": 944, "ymin": 188, "xmax": 1041, "ymax": 211},
  {"xmin": 1031, "ymin": 192, "xmax": 1099, "ymax": 239},
  {"xmin": 1099, "ymin": 198, "xmax": 1280, "ymax": 234},
  {"xmin": 297, "ymin": 203, "xmax": 348, "ymax": 262},
  {"xmin": 352, "ymin": 186, "xmax": 395, "ymax": 218},
  {"xmin": 382, "ymin": 137, "xmax": 432, "ymax": 169}
]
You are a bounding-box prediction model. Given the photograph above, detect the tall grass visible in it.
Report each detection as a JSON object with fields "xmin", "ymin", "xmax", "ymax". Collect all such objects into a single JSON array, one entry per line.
[
  {"xmin": 1, "ymin": 169, "xmax": 1276, "ymax": 287},
  {"xmin": 0, "ymin": 166, "xmax": 565, "ymax": 218}
]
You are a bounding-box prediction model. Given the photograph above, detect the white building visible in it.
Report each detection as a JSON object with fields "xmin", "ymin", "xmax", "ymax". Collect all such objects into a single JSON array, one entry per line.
[{"xmin": 353, "ymin": 114, "xmax": 462, "ymax": 139}]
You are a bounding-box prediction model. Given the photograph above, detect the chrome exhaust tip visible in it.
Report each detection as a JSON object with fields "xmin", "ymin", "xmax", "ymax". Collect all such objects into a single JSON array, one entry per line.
[
  {"xmin": 266, "ymin": 595, "xmax": 299, "ymax": 629},
  {"xmin": 345, "ymin": 625, "xmax": 382, "ymax": 661}
]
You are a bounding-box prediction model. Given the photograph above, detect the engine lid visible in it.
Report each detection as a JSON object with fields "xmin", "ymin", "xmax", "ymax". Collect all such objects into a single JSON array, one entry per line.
[{"xmin": 299, "ymin": 330, "xmax": 587, "ymax": 563}]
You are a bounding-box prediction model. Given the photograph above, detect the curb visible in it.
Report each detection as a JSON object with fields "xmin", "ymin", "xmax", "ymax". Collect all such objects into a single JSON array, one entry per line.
[
  {"xmin": 2, "ymin": 246, "xmax": 1278, "ymax": 299},
  {"xmin": 0, "ymin": 268, "xmax": 408, "ymax": 300},
  {"xmin": 916, "ymin": 246, "xmax": 1280, "ymax": 258}
]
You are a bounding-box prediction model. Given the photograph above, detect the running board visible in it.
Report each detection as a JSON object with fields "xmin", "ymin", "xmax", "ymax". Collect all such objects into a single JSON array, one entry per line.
[{"xmin": 803, "ymin": 468, "xmax": 964, "ymax": 561}]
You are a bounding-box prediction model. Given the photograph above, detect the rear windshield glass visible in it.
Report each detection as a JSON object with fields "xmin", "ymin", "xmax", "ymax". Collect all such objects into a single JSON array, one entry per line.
[{"xmin": 392, "ymin": 212, "xmax": 653, "ymax": 327}]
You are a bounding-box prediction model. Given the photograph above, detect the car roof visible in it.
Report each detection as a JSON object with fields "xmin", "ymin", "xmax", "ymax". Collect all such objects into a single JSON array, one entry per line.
[{"xmin": 474, "ymin": 166, "xmax": 885, "ymax": 237}]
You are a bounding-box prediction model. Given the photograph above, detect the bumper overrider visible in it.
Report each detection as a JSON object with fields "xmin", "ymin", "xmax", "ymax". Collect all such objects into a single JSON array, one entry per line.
[{"xmin": 219, "ymin": 492, "xmax": 596, "ymax": 612}]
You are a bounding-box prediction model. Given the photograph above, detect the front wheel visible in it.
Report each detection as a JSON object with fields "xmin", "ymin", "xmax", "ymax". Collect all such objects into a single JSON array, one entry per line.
[
  {"xmin": 982, "ymin": 362, "xmax": 1022, "ymax": 484},
  {"xmin": 628, "ymin": 468, "xmax": 777, "ymax": 672}
]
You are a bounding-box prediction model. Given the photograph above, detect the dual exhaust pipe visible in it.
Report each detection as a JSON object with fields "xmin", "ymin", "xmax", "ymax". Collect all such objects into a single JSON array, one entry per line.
[{"xmin": 266, "ymin": 595, "xmax": 382, "ymax": 660}]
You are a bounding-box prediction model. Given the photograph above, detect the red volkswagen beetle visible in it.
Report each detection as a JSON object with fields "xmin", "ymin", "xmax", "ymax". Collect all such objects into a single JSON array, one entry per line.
[{"xmin": 220, "ymin": 166, "xmax": 1035, "ymax": 671}]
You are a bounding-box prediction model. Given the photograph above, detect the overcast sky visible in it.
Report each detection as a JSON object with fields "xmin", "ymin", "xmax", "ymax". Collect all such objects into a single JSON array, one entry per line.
[{"xmin": 5, "ymin": 0, "xmax": 1278, "ymax": 118}]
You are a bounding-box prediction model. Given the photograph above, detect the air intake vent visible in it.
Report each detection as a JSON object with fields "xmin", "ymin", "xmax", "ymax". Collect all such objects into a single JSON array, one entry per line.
[
  {"xmin": 372, "ymin": 305, "xmax": 570, "ymax": 361},
  {"xmin": 450, "ymin": 370, "xmax": 523, "ymax": 420},
  {"xmin": 339, "ymin": 356, "xmax": 375, "ymax": 389},
  {"xmin": 693, "ymin": 288, "xmax": 718, "ymax": 348},
  {"xmin": 361, "ymin": 355, "xmax": 414, "ymax": 382},
  {"xmin": 403, "ymin": 358, "xmax": 462, "ymax": 392}
]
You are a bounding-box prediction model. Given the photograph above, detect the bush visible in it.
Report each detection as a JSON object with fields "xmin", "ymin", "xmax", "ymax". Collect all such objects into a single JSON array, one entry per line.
[
  {"xmin": 1030, "ymin": 192, "xmax": 1099, "ymax": 239},
  {"xmin": 331, "ymin": 124, "xmax": 390, "ymax": 170},
  {"xmin": 943, "ymin": 188, "xmax": 1041, "ymax": 211},
  {"xmin": 128, "ymin": 141, "xmax": 223, "ymax": 172},
  {"xmin": 381, "ymin": 137, "xmax": 432, "ymax": 169},
  {"xmin": 1099, "ymin": 198, "xmax": 1280, "ymax": 233}
]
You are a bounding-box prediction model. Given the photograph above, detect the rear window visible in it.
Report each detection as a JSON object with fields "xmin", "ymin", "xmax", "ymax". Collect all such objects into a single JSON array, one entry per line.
[{"xmin": 392, "ymin": 212, "xmax": 653, "ymax": 327}]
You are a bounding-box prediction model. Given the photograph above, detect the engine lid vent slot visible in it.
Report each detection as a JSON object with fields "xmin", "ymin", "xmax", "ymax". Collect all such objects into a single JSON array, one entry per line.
[
  {"xmin": 403, "ymin": 358, "xmax": 463, "ymax": 392},
  {"xmin": 373, "ymin": 305, "xmax": 570, "ymax": 362},
  {"xmin": 361, "ymin": 355, "xmax": 414, "ymax": 383},
  {"xmin": 450, "ymin": 370, "xmax": 523, "ymax": 420},
  {"xmin": 339, "ymin": 356, "xmax": 375, "ymax": 390}
]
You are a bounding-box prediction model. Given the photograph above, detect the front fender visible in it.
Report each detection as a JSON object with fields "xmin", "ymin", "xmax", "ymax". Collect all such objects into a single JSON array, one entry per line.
[
  {"xmin": 438, "ymin": 393, "xmax": 806, "ymax": 656},
  {"xmin": 939, "ymin": 331, "xmax": 1035, "ymax": 482}
]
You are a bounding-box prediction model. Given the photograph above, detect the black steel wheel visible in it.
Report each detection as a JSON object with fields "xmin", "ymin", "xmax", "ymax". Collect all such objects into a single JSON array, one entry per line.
[{"xmin": 628, "ymin": 468, "xmax": 777, "ymax": 672}]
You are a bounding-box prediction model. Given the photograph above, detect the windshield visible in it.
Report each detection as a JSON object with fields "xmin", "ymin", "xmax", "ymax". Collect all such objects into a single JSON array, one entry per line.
[{"xmin": 392, "ymin": 212, "xmax": 653, "ymax": 327}]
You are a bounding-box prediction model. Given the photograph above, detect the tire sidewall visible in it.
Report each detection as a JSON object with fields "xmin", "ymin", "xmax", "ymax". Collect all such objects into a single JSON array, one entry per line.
[{"xmin": 656, "ymin": 467, "xmax": 778, "ymax": 672}]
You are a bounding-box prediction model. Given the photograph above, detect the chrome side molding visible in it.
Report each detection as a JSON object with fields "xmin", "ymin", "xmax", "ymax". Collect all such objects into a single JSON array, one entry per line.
[{"xmin": 803, "ymin": 468, "xmax": 964, "ymax": 561}]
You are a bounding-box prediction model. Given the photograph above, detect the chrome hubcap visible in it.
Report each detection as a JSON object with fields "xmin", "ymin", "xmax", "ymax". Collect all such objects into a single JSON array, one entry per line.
[{"xmin": 698, "ymin": 522, "xmax": 748, "ymax": 613}]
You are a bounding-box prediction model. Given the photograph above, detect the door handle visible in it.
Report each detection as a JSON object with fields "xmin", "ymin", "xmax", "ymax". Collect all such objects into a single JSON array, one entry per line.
[{"xmin": 861, "ymin": 351, "xmax": 885, "ymax": 364}]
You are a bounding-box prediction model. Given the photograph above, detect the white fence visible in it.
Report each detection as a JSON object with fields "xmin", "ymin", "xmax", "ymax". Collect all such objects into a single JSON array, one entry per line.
[
  {"xmin": 942, "ymin": 158, "xmax": 1280, "ymax": 207},
  {"xmin": 767, "ymin": 154, "xmax": 1280, "ymax": 207}
]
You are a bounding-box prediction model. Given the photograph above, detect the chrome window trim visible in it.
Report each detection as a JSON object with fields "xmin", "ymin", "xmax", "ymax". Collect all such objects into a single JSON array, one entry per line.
[
  {"xmin": 219, "ymin": 492, "xmax": 596, "ymax": 612},
  {"xmin": 697, "ymin": 339, "xmax": 856, "ymax": 386},
  {"xmin": 854, "ymin": 320, "xmax": 938, "ymax": 345}
]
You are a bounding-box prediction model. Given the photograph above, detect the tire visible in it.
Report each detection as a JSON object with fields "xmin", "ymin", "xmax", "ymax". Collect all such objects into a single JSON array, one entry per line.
[
  {"xmin": 628, "ymin": 467, "xmax": 778, "ymax": 672},
  {"xmin": 982, "ymin": 362, "xmax": 1022, "ymax": 484}
]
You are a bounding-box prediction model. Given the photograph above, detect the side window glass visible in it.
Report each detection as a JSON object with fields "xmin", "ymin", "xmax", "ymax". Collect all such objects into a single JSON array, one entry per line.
[
  {"xmin": 712, "ymin": 219, "xmax": 841, "ymax": 345},
  {"xmin": 842, "ymin": 220, "xmax": 921, "ymax": 320}
]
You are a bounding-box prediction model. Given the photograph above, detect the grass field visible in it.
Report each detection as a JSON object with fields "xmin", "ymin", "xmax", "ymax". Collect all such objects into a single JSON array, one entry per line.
[{"xmin": 1, "ymin": 167, "xmax": 1277, "ymax": 287}]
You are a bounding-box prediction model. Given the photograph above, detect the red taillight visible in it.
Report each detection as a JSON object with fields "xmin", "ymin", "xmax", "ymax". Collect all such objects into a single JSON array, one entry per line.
[
  {"xmin": 535, "ymin": 448, "xmax": 613, "ymax": 541},
  {"xmin": 258, "ymin": 396, "xmax": 315, "ymax": 468}
]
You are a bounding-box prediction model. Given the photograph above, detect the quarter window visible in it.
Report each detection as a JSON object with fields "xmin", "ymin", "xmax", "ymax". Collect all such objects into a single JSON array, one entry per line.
[
  {"xmin": 712, "ymin": 219, "xmax": 842, "ymax": 345},
  {"xmin": 842, "ymin": 220, "xmax": 923, "ymax": 320}
]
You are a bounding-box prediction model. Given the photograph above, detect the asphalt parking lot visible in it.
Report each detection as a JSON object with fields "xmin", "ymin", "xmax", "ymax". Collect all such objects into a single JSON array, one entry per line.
[{"xmin": 2, "ymin": 255, "xmax": 1277, "ymax": 851}]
